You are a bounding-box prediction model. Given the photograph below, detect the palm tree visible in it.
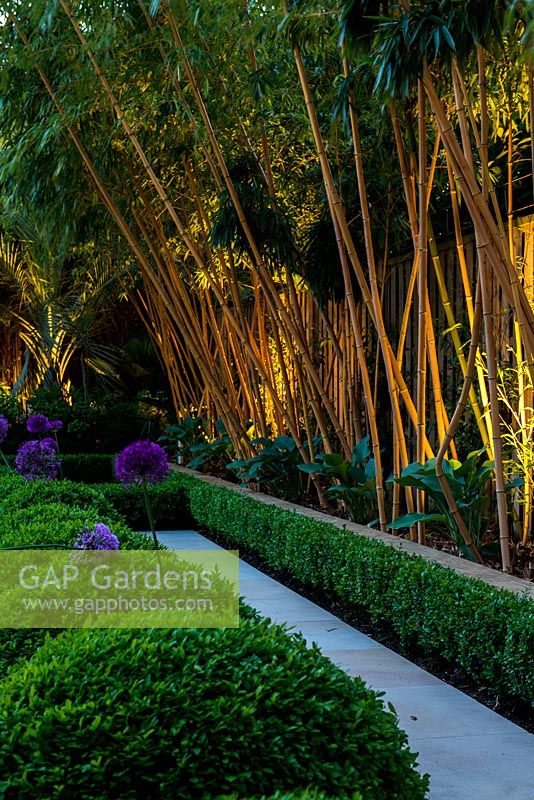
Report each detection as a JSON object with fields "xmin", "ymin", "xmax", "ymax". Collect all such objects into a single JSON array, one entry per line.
[{"xmin": 0, "ymin": 211, "xmax": 123, "ymax": 399}]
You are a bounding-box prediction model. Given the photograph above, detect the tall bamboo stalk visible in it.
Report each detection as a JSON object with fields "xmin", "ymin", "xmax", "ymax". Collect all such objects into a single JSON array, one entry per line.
[
  {"xmin": 436, "ymin": 274, "xmax": 485, "ymax": 564},
  {"xmin": 416, "ymin": 80, "xmax": 428, "ymax": 545},
  {"xmin": 330, "ymin": 211, "xmax": 387, "ymax": 530},
  {"xmin": 478, "ymin": 47, "xmax": 511, "ymax": 572}
]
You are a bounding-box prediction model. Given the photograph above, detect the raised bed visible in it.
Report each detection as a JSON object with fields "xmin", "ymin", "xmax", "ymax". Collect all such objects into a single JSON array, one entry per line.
[{"xmin": 171, "ymin": 466, "xmax": 534, "ymax": 711}]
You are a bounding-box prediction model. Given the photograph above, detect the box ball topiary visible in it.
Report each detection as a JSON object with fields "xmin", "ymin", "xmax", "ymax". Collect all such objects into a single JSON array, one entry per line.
[
  {"xmin": 0, "ymin": 621, "xmax": 428, "ymax": 800},
  {"xmin": 0, "ymin": 490, "xmax": 153, "ymax": 674}
]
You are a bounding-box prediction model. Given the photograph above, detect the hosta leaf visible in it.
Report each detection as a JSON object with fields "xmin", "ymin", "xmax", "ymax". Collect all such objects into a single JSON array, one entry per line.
[
  {"xmin": 297, "ymin": 463, "xmax": 323, "ymax": 474},
  {"xmin": 388, "ymin": 512, "xmax": 447, "ymax": 529}
]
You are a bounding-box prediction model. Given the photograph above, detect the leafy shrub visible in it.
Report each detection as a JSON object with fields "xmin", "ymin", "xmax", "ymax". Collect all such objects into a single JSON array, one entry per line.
[
  {"xmin": 0, "ymin": 629, "xmax": 52, "ymax": 676},
  {"xmin": 60, "ymin": 454, "xmax": 115, "ymax": 483},
  {"xmin": 187, "ymin": 418, "xmax": 235, "ymax": 471},
  {"xmin": 228, "ymin": 435, "xmax": 320, "ymax": 502},
  {"xmin": 94, "ymin": 477, "xmax": 195, "ymax": 529},
  {"xmin": 0, "ymin": 467, "xmax": 26, "ymax": 497},
  {"xmin": 298, "ymin": 436, "xmax": 379, "ymax": 523},
  {"xmin": 0, "ymin": 502, "xmax": 151, "ymax": 551},
  {"xmin": 0, "ymin": 474, "xmax": 118, "ymax": 518},
  {"xmin": 388, "ymin": 451, "xmax": 521, "ymax": 557},
  {"xmin": 0, "ymin": 472, "xmax": 194, "ymax": 530},
  {"xmin": 225, "ymin": 792, "xmax": 351, "ymax": 800},
  {"xmin": 0, "ymin": 620, "xmax": 428, "ymax": 800},
  {"xmin": 14, "ymin": 386, "xmax": 168, "ymax": 455},
  {"xmin": 0, "ymin": 482, "xmax": 152, "ymax": 674},
  {"xmin": 173, "ymin": 471, "xmax": 534, "ymax": 707},
  {"xmin": 159, "ymin": 415, "xmax": 211, "ymax": 462}
]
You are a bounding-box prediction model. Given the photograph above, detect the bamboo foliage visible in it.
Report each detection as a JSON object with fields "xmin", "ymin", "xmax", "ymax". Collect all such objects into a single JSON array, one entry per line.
[{"xmin": 2, "ymin": 0, "xmax": 533, "ymax": 568}]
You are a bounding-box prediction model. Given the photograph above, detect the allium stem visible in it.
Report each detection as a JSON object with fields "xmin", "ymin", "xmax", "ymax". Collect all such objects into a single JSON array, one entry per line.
[
  {"xmin": 53, "ymin": 432, "xmax": 63, "ymax": 479},
  {"xmin": 142, "ymin": 482, "xmax": 159, "ymax": 549},
  {"xmin": 0, "ymin": 449, "xmax": 12, "ymax": 471}
]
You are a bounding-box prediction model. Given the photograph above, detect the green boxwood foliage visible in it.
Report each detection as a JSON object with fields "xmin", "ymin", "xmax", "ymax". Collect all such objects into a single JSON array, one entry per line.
[
  {"xmin": 0, "ymin": 475, "xmax": 153, "ymax": 674},
  {"xmin": 92, "ymin": 478, "xmax": 195, "ymax": 529},
  {"xmin": 60, "ymin": 454, "xmax": 116, "ymax": 483},
  {"xmin": 0, "ymin": 478, "xmax": 119, "ymax": 520},
  {"xmin": 0, "ymin": 471, "xmax": 194, "ymax": 530},
  {"xmin": 226, "ymin": 793, "xmax": 353, "ymax": 800},
  {"xmin": 0, "ymin": 622, "xmax": 428, "ymax": 800},
  {"xmin": 173, "ymin": 472, "xmax": 534, "ymax": 707},
  {"xmin": 0, "ymin": 502, "xmax": 150, "ymax": 551}
]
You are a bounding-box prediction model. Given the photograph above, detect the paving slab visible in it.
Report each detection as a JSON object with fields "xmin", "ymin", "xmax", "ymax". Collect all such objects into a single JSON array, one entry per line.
[
  {"xmin": 326, "ymin": 648, "xmax": 444, "ymax": 688},
  {"xmin": 163, "ymin": 530, "xmax": 534, "ymax": 800},
  {"xmin": 292, "ymin": 626, "xmax": 382, "ymax": 651},
  {"xmin": 156, "ymin": 530, "xmax": 223, "ymax": 550},
  {"xmin": 411, "ymin": 733, "xmax": 534, "ymax": 800}
]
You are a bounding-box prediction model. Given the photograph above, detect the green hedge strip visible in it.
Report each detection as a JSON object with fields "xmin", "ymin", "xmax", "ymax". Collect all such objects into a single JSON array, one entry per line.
[
  {"xmin": 173, "ymin": 472, "xmax": 534, "ymax": 708},
  {"xmin": 4, "ymin": 454, "xmax": 115, "ymax": 483},
  {"xmin": 0, "ymin": 471, "xmax": 194, "ymax": 530}
]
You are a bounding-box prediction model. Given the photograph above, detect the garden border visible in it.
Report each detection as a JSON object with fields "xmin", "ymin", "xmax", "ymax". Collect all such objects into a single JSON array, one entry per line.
[
  {"xmin": 171, "ymin": 465, "xmax": 534, "ymax": 709},
  {"xmin": 172, "ymin": 466, "xmax": 534, "ymax": 599}
]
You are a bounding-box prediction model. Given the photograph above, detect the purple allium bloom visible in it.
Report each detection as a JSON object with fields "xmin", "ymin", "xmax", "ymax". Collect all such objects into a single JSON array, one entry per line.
[
  {"xmin": 0, "ymin": 415, "xmax": 8, "ymax": 445},
  {"xmin": 41, "ymin": 436, "xmax": 58, "ymax": 450},
  {"xmin": 48, "ymin": 419, "xmax": 64, "ymax": 432},
  {"xmin": 115, "ymin": 440, "xmax": 169, "ymax": 488},
  {"xmin": 75, "ymin": 523, "xmax": 120, "ymax": 550},
  {"xmin": 26, "ymin": 414, "xmax": 51, "ymax": 434},
  {"xmin": 15, "ymin": 439, "xmax": 61, "ymax": 481}
]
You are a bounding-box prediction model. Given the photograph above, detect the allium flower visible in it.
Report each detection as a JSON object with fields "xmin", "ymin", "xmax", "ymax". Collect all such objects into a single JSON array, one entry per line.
[
  {"xmin": 115, "ymin": 440, "xmax": 169, "ymax": 488},
  {"xmin": 15, "ymin": 439, "xmax": 61, "ymax": 481},
  {"xmin": 48, "ymin": 419, "xmax": 64, "ymax": 432},
  {"xmin": 75, "ymin": 523, "xmax": 120, "ymax": 550},
  {"xmin": 0, "ymin": 415, "xmax": 9, "ymax": 445},
  {"xmin": 115, "ymin": 440, "xmax": 169, "ymax": 549},
  {"xmin": 26, "ymin": 414, "xmax": 51, "ymax": 434},
  {"xmin": 41, "ymin": 436, "xmax": 58, "ymax": 450}
]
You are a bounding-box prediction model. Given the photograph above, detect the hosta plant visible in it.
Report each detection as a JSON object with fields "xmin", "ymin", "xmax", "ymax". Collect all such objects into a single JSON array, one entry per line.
[
  {"xmin": 388, "ymin": 450, "xmax": 522, "ymax": 558},
  {"xmin": 298, "ymin": 436, "xmax": 379, "ymax": 524},
  {"xmin": 159, "ymin": 415, "xmax": 210, "ymax": 463},
  {"xmin": 187, "ymin": 418, "xmax": 235, "ymax": 472},
  {"xmin": 228, "ymin": 435, "xmax": 321, "ymax": 502}
]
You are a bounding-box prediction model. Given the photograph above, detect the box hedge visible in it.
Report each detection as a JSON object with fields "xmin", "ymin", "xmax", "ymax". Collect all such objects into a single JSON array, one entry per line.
[
  {"xmin": 0, "ymin": 469, "xmax": 193, "ymax": 530},
  {"xmin": 172, "ymin": 472, "xmax": 534, "ymax": 708},
  {"xmin": 0, "ymin": 475, "xmax": 153, "ymax": 675},
  {"xmin": 0, "ymin": 621, "xmax": 428, "ymax": 800},
  {"xmin": 0, "ymin": 501, "xmax": 151, "ymax": 552},
  {"xmin": 0, "ymin": 470, "xmax": 194, "ymax": 530},
  {"xmin": 3, "ymin": 454, "xmax": 115, "ymax": 482},
  {"xmin": 60, "ymin": 453, "xmax": 116, "ymax": 483}
]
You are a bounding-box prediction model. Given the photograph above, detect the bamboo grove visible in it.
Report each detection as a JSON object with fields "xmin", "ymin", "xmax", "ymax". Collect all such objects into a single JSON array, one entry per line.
[{"xmin": 0, "ymin": 0, "xmax": 533, "ymax": 570}]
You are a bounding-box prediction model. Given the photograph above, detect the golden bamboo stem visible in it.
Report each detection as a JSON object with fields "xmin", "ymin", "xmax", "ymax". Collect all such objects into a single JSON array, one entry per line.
[
  {"xmin": 436, "ymin": 273, "xmax": 485, "ymax": 564},
  {"xmin": 416, "ymin": 80, "xmax": 428, "ymax": 544}
]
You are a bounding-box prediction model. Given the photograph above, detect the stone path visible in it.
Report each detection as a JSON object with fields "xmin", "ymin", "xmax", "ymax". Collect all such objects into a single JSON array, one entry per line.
[{"xmin": 159, "ymin": 530, "xmax": 534, "ymax": 800}]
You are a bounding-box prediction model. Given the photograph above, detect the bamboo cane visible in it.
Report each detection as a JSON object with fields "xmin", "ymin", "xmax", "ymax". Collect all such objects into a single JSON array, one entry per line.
[
  {"xmin": 416, "ymin": 80, "xmax": 428, "ymax": 545},
  {"xmin": 436, "ymin": 273, "xmax": 485, "ymax": 565},
  {"xmin": 330, "ymin": 212, "xmax": 388, "ymax": 530},
  {"xmin": 478, "ymin": 47, "xmax": 511, "ymax": 572},
  {"xmin": 162, "ymin": 4, "xmax": 352, "ymax": 455},
  {"xmin": 424, "ymin": 68, "xmax": 534, "ymax": 364}
]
